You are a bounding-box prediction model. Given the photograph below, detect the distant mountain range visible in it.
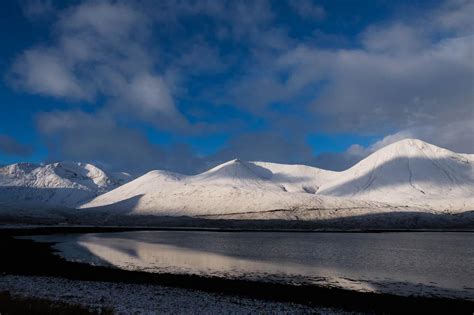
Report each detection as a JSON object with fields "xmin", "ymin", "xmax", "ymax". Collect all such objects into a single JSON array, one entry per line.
[
  {"xmin": 1, "ymin": 139, "xmax": 473, "ymax": 227},
  {"xmin": 0, "ymin": 162, "xmax": 131, "ymax": 208}
]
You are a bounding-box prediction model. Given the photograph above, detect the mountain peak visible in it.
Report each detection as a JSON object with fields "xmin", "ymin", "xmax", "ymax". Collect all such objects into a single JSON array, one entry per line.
[
  {"xmin": 197, "ymin": 159, "xmax": 273, "ymax": 181},
  {"xmin": 0, "ymin": 161, "xmax": 133, "ymax": 208},
  {"xmin": 367, "ymin": 138, "xmax": 454, "ymax": 161},
  {"xmin": 382, "ymin": 138, "xmax": 450, "ymax": 152},
  {"xmin": 319, "ymin": 137, "xmax": 473, "ymax": 202},
  {"xmin": 0, "ymin": 163, "xmax": 38, "ymax": 177}
]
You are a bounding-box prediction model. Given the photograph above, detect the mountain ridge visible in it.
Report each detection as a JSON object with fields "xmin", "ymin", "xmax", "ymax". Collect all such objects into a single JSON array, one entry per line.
[
  {"xmin": 1, "ymin": 139, "xmax": 473, "ymax": 222},
  {"xmin": 0, "ymin": 162, "xmax": 132, "ymax": 208},
  {"xmin": 79, "ymin": 139, "xmax": 473, "ymax": 217}
]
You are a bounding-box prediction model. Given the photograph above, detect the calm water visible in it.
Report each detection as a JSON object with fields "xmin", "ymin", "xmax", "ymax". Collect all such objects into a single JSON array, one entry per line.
[{"xmin": 30, "ymin": 231, "xmax": 474, "ymax": 300}]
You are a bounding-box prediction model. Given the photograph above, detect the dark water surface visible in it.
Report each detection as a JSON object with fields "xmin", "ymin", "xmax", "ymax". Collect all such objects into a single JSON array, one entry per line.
[{"xmin": 30, "ymin": 231, "xmax": 474, "ymax": 300}]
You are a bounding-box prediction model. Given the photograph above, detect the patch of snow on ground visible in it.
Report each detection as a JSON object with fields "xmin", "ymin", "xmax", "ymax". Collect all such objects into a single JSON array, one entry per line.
[{"xmin": 0, "ymin": 275, "xmax": 350, "ymax": 314}]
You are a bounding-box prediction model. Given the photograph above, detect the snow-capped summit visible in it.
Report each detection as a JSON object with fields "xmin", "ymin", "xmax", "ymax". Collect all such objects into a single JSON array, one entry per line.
[
  {"xmin": 0, "ymin": 162, "xmax": 132, "ymax": 208},
  {"xmin": 318, "ymin": 139, "xmax": 474, "ymax": 208},
  {"xmin": 0, "ymin": 163, "xmax": 39, "ymax": 179},
  {"xmin": 192, "ymin": 159, "xmax": 274, "ymax": 186}
]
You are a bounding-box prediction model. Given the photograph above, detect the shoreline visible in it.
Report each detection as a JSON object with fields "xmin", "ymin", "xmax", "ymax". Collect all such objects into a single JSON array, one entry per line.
[
  {"xmin": 1, "ymin": 227, "xmax": 473, "ymax": 313},
  {"xmin": 1, "ymin": 225, "xmax": 474, "ymax": 236}
]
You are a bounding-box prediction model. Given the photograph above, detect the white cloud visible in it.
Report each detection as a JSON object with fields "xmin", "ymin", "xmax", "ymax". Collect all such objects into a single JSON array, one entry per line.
[
  {"xmin": 128, "ymin": 74, "xmax": 176, "ymax": 116},
  {"xmin": 7, "ymin": 0, "xmax": 473, "ymax": 171},
  {"xmin": 60, "ymin": 2, "xmax": 143, "ymax": 39},
  {"xmin": 11, "ymin": 1, "xmax": 185, "ymax": 127},
  {"xmin": 435, "ymin": 0, "xmax": 474, "ymax": 35},
  {"xmin": 361, "ymin": 23, "xmax": 428, "ymax": 54},
  {"xmin": 330, "ymin": 119, "xmax": 474, "ymax": 171},
  {"xmin": 227, "ymin": 0, "xmax": 473, "ymax": 153},
  {"xmin": 10, "ymin": 48, "xmax": 87, "ymax": 100},
  {"xmin": 317, "ymin": 34, "xmax": 473, "ymax": 133}
]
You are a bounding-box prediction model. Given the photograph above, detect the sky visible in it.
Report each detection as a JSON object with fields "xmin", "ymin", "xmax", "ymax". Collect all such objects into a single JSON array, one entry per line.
[{"xmin": 0, "ymin": 0, "xmax": 472, "ymax": 174}]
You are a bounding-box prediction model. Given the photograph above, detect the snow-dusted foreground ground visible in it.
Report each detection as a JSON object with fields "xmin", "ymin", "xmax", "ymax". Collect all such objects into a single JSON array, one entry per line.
[
  {"xmin": 1, "ymin": 229, "xmax": 473, "ymax": 314},
  {"xmin": 0, "ymin": 275, "xmax": 347, "ymax": 314}
]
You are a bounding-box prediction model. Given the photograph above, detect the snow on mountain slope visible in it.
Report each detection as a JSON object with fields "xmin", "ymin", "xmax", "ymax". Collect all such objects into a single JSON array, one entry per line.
[
  {"xmin": 78, "ymin": 170, "xmax": 184, "ymax": 210},
  {"xmin": 317, "ymin": 139, "xmax": 474, "ymax": 209},
  {"xmin": 190, "ymin": 159, "xmax": 285, "ymax": 192},
  {"xmin": 252, "ymin": 161, "xmax": 338, "ymax": 194},
  {"xmin": 81, "ymin": 139, "xmax": 474, "ymax": 217},
  {"xmin": 0, "ymin": 162, "xmax": 132, "ymax": 208},
  {"xmin": 79, "ymin": 159, "xmax": 392, "ymax": 216},
  {"xmin": 80, "ymin": 179, "xmax": 386, "ymax": 217}
]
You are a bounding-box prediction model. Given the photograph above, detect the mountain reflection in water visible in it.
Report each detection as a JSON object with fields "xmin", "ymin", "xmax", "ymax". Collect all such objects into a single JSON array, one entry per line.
[{"xmin": 29, "ymin": 231, "xmax": 474, "ymax": 300}]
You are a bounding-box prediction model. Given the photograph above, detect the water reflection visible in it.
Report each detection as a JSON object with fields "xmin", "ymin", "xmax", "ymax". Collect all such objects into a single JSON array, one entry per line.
[{"xmin": 32, "ymin": 231, "xmax": 474, "ymax": 300}]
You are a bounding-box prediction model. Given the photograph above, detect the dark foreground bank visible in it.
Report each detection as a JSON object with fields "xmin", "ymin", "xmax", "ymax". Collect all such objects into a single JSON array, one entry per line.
[
  {"xmin": 0, "ymin": 291, "xmax": 112, "ymax": 315},
  {"xmin": 0, "ymin": 227, "xmax": 473, "ymax": 314}
]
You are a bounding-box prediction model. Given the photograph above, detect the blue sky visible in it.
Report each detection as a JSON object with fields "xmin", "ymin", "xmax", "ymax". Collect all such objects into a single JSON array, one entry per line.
[{"xmin": 0, "ymin": 0, "xmax": 472, "ymax": 174}]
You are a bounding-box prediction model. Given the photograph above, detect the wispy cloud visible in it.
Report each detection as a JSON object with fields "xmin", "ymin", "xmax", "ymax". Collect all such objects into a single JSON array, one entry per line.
[{"xmin": 10, "ymin": 1, "xmax": 185, "ymax": 128}]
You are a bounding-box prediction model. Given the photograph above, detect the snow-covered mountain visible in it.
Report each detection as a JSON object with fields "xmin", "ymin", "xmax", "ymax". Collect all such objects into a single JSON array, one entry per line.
[
  {"xmin": 1, "ymin": 139, "xmax": 472, "ymax": 226},
  {"xmin": 318, "ymin": 139, "xmax": 474, "ymax": 209},
  {"xmin": 80, "ymin": 139, "xmax": 474, "ymax": 220},
  {"xmin": 79, "ymin": 159, "xmax": 381, "ymax": 217},
  {"xmin": 0, "ymin": 162, "xmax": 132, "ymax": 208}
]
